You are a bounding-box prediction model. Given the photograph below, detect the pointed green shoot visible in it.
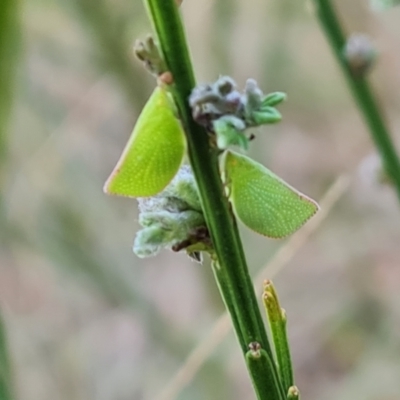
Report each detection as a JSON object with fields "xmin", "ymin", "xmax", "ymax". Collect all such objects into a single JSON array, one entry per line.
[
  {"xmin": 104, "ymin": 86, "xmax": 186, "ymax": 197},
  {"xmin": 223, "ymin": 151, "xmax": 319, "ymax": 238},
  {"xmin": 263, "ymin": 280, "xmax": 294, "ymax": 392}
]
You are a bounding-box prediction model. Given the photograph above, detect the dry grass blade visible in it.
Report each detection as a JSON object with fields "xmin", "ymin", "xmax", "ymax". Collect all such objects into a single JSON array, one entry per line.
[{"xmin": 154, "ymin": 173, "xmax": 351, "ymax": 400}]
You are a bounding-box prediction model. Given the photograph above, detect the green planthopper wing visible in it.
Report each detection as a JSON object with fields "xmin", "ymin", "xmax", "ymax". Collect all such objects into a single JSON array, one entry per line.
[
  {"xmin": 104, "ymin": 86, "xmax": 186, "ymax": 198},
  {"xmin": 222, "ymin": 150, "xmax": 319, "ymax": 238}
]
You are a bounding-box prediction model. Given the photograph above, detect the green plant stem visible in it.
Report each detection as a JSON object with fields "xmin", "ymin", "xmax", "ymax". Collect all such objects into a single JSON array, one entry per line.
[
  {"xmin": 0, "ymin": 0, "xmax": 19, "ymax": 170},
  {"xmin": 312, "ymin": 0, "xmax": 400, "ymax": 200},
  {"xmin": 143, "ymin": 0, "xmax": 284, "ymax": 398},
  {"xmin": 245, "ymin": 347, "xmax": 283, "ymax": 400},
  {"xmin": 0, "ymin": 15, "xmax": 20, "ymax": 399},
  {"xmin": 0, "ymin": 313, "xmax": 14, "ymax": 400}
]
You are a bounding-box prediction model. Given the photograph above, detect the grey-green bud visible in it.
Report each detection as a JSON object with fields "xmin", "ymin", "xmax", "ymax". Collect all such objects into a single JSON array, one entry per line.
[{"xmin": 343, "ymin": 33, "xmax": 377, "ymax": 77}]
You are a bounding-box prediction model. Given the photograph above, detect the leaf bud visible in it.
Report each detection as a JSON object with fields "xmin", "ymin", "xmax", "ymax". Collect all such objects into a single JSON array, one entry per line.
[
  {"xmin": 343, "ymin": 33, "xmax": 377, "ymax": 77},
  {"xmin": 133, "ymin": 35, "xmax": 167, "ymax": 76}
]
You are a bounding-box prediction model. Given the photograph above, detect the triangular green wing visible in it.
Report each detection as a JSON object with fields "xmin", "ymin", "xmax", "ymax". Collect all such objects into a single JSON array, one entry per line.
[
  {"xmin": 104, "ymin": 86, "xmax": 186, "ymax": 198},
  {"xmin": 223, "ymin": 151, "xmax": 319, "ymax": 238}
]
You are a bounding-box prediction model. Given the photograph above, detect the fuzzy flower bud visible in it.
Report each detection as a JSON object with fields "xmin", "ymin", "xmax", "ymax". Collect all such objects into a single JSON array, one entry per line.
[
  {"xmin": 243, "ymin": 79, "xmax": 263, "ymax": 112},
  {"xmin": 189, "ymin": 76, "xmax": 286, "ymax": 151},
  {"xmin": 133, "ymin": 165, "xmax": 212, "ymax": 261},
  {"xmin": 343, "ymin": 33, "xmax": 377, "ymax": 77}
]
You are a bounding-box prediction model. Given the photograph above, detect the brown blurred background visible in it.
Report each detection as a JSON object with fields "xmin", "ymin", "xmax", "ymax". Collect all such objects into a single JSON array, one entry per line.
[{"xmin": 1, "ymin": 0, "xmax": 400, "ymax": 399}]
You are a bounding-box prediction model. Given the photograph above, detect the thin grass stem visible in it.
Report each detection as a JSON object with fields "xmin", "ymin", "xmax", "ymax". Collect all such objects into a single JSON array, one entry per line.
[{"xmin": 312, "ymin": 0, "xmax": 400, "ymax": 201}]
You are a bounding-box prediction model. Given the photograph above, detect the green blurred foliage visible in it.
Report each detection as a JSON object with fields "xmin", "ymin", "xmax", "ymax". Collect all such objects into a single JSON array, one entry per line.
[
  {"xmin": 0, "ymin": 314, "xmax": 14, "ymax": 400},
  {"xmin": 1, "ymin": 0, "xmax": 400, "ymax": 399},
  {"xmin": 0, "ymin": 0, "xmax": 20, "ymax": 167}
]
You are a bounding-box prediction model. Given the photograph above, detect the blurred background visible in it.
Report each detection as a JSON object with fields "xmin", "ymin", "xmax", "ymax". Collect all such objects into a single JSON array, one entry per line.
[{"xmin": 1, "ymin": 0, "xmax": 400, "ymax": 399}]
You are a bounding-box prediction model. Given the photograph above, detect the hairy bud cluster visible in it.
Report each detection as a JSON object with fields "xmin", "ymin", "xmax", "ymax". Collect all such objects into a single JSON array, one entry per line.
[
  {"xmin": 189, "ymin": 76, "xmax": 286, "ymax": 150},
  {"xmin": 133, "ymin": 165, "xmax": 211, "ymax": 262}
]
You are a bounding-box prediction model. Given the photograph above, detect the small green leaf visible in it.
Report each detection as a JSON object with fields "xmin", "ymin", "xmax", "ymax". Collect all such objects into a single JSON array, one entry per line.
[
  {"xmin": 213, "ymin": 116, "xmax": 248, "ymax": 150},
  {"xmin": 261, "ymin": 92, "xmax": 287, "ymax": 107},
  {"xmin": 104, "ymin": 86, "xmax": 186, "ymax": 197},
  {"xmin": 223, "ymin": 151, "xmax": 319, "ymax": 238},
  {"xmin": 251, "ymin": 107, "xmax": 282, "ymax": 125}
]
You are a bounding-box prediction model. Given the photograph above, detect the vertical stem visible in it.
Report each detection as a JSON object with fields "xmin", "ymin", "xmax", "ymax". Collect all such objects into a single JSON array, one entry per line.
[
  {"xmin": 143, "ymin": 0, "xmax": 284, "ymax": 398},
  {"xmin": 0, "ymin": 0, "xmax": 19, "ymax": 171},
  {"xmin": 312, "ymin": 0, "xmax": 400, "ymax": 201},
  {"xmin": 0, "ymin": 313, "xmax": 14, "ymax": 400},
  {"xmin": 245, "ymin": 346, "xmax": 283, "ymax": 400},
  {"xmin": 0, "ymin": 13, "xmax": 20, "ymax": 397}
]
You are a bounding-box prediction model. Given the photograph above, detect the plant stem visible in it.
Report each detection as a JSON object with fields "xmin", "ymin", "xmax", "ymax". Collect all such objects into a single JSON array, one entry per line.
[
  {"xmin": 0, "ymin": 313, "xmax": 14, "ymax": 400},
  {"xmin": 245, "ymin": 346, "xmax": 283, "ymax": 400},
  {"xmin": 0, "ymin": 18, "xmax": 20, "ymax": 398},
  {"xmin": 143, "ymin": 0, "xmax": 284, "ymax": 398},
  {"xmin": 0, "ymin": 0, "xmax": 19, "ymax": 169},
  {"xmin": 312, "ymin": 0, "xmax": 400, "ymax": 201}
]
